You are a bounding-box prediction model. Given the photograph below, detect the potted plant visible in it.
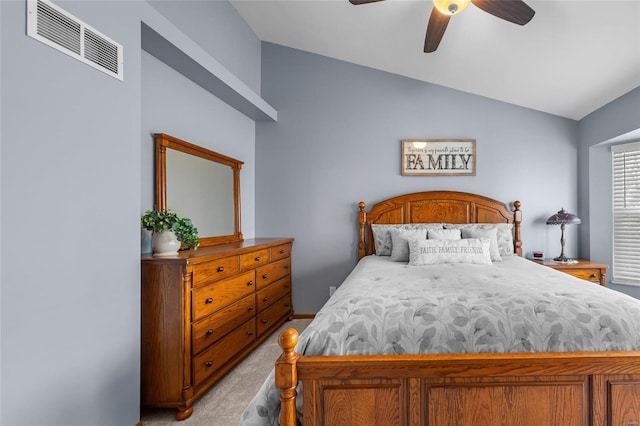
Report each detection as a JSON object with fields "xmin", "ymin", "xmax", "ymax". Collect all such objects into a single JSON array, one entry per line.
[{"xmin": 141, "ymin": 209, "xmax": 200, "ymax": 256}]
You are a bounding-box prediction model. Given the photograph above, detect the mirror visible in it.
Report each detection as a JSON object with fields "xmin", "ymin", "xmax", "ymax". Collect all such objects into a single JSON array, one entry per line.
[{"xmin": 155, "ymin": 133, "xmax": 243, "ymax": 247}]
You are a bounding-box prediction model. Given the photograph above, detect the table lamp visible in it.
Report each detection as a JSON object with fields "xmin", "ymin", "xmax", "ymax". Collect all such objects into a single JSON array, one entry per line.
[{"xmin": 546, "ymin": 208, "xmax": 581, "ymax": 263}]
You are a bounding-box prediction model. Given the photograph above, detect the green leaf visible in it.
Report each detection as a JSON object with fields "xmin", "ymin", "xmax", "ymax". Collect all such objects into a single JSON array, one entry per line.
[{"xmin": 140, "ymin": 209, "xmax": 199, "ymax": 249}]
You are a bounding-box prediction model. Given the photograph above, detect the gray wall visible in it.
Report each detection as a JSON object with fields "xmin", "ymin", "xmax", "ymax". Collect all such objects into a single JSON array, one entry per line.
[
  {"xmin": 140, "ymin": 51, "xmax": 257, "ymax": 251},
  {"xmin": 1, "ymin": 0, "xmax": 261, "ymax": 424},
  {"xmin": 577, "ymin": 87, "xmax": 640, "ymax": 298},
  {"xmin": 140, "ymin": 0, "xmax": 260, "ymax": 252},
  {"xmin": 1, "ymin": 1, "xmax": 143, "ymax": 424},
  {"xmin": 148, "ymin": 0, "xmax": 261, "ymax": 95},
  {"xmin": 257, "ymin": 43, "xmax": 580, "ymax": 314}
]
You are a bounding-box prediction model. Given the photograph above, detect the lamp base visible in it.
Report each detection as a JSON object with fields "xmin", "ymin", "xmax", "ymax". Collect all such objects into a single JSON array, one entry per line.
[{"xmin": 553, "ymin": 256, "xmax": 578, "ymax": 264}]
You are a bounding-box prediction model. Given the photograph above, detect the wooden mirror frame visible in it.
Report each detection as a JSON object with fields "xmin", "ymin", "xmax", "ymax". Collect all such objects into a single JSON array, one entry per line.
[{"xmin": 154, "ymin": 133, "xmax": 243, "ymax": 247}]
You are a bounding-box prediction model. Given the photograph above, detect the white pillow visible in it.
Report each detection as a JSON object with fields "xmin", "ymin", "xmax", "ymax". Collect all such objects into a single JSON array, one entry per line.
[
  {"xmin": 389, "ymin": 228, "xmax": 427, "ymax": 262},
  {"xmin": 445, "ymin": 223, "xmax": 514, "ymax": 256},
  {"xmin": 428, "ymin": 228, "xmax": 461, "ymax": 240},
  {"xmin": 408, "ymin": 238, "xmax": 492, "ymax": 266},
  {"xmin": 460, "ymin": 227, "xmax": 502, "ymax": 262},
  {"xmin": 371, "ymin": 223, "xmax": 442, "ymax": 256}
]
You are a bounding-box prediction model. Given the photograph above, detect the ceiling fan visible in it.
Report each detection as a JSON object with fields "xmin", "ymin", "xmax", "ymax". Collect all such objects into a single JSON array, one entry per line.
[{"xmin": 349, "ymin": 0, "xmax": 535, "ymax": 53}]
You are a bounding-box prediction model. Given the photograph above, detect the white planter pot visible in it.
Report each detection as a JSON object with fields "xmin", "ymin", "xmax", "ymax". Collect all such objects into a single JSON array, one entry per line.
[{"xmin": 151, "ymin": 230, "xmax": 181, "ymax": 257}]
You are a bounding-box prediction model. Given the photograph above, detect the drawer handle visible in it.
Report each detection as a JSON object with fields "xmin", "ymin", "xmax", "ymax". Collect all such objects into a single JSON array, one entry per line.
[
  {"xmin": 284, "ymin": 285, "xmax": 289, "ymax": 289},
  {"xmin": 590, "ymin": 273, "xmax": 597, "ymax": 278},
  {"xmin": 205, "ymin": 361, "xmax": 213, "ymax": 368},
  {"xmin": 247, "ymin": 331, "xmax": 254, "ymax": 336},
  {"xmin": 262, "ymin": 319, "xmax": 268, "ymax": 324},
  {"xmin": 247, "ymin": 280, "xmax": 254, "ymax": 286},
  {"xmin": 206, "ymin": 329, "xmax": 214, "ymax": 336},
  {"xmin": 284, "ymin": 265, "xmax": 289, "ymax": 270},
  {"xmin": 205, "ymin": 297, "xmax": 214, "ymax": 304},
  {"xmin": 255, "ymin": 256, "xmax": 261, "ymax": 261},
  {"xmin": 284, "ymin": 303, "xmax": 290, "ymax": 307},
  {"xmin": 279, "ymin": 249, "xmax": 285, "ymax": 254},
  {"xmin": 248, "ymin": 305, "xmax": 254, "ymax": 311},
  {"xmin": 262, "ymin": 274, "xmax": 268, "ymax": 279},
  {"xmin": 217, "ymin": 266, "xmax": 224, "ymax": 272},
  {"xmin": 263, "ymin": 297, "xmax": 268, "ymax": 302}
]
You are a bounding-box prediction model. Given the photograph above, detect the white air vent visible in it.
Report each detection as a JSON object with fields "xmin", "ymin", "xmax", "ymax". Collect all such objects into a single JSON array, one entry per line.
[{"xmin": 27, "ymin": 0, "xmax": 123, "ymax": 81}]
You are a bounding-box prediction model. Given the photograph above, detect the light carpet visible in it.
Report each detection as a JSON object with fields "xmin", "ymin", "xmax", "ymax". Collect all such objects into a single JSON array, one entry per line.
[{"xmin": 141, "ymin": 318, "xmax": 312, "ymax": 426}]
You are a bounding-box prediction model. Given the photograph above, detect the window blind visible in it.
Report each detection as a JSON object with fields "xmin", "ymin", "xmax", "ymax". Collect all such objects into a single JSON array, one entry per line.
[{"xmin": 612, "ymin": 142, "xmax": 640, "ymax": 286}]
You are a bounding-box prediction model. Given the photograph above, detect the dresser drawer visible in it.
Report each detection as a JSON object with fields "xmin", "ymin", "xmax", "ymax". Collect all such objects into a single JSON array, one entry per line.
[
  {"xmin": 192, "ymin": 320, "xmax": 256, "ymax": 386},
  {"xmin": 539, "ymin": 259, "xmax": 607, "ymax": 287},
  {"xmin": 192, "ymin": 271, "xmax": 255, "ymax": 321},
  {"xmin": 271, "ymin": 243, "xmax": 291, "ymax": 261},
  {"xmin": 567, "ymin": 269, "xmax": 602, "ymax": 283},
  {"xmin": 257, "ymin": 277, "xmax": 291, "ymax": 312},
  {"xmin": 257, "ymin": 296, "xmax": 292, "ymax": 336},
  {"xmin": 192, "ymin": 256, "xmax": 240, "ymax": 288},
  {"xmin": 240, "ymin": 249, "xmax": 270, "ymax": 270},
  {"xmin": 256, "ymin": 258, "xmax": 291, "ymax": 289},
  {"xmin": 192, "ymin": 294, "xmax": 256, "ymax": 354}
]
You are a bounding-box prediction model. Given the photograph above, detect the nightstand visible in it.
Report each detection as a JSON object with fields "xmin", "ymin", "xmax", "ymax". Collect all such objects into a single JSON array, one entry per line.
[{"xmin": 536, "ymin": 259, "xmax": 608, "ymax": 286}]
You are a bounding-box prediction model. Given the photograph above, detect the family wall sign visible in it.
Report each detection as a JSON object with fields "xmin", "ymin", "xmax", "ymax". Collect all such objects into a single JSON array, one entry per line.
[{"xmin": 401, "ymin": 139, "xmax": 476, "ymax": 176}]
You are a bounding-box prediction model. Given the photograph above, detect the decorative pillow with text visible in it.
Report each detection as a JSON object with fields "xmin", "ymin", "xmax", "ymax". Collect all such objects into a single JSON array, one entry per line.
[
  {"xmin": 408, "ymin": 238, "xmax": 492, "ymax": 266},
  {"xmin": 460, "ymin": 227, "xmax": 502, "ymax": 262}
]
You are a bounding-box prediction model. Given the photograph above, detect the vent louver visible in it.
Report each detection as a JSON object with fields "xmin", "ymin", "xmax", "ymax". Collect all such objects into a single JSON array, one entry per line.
[
  {"xmin": 84, "ymin": 28, "xmax": 119, "ymax": 75},
  {"xmin": 27, "ymin": 0, "xmax": 123, "ymax": 81},
  {"xmin": 36, "ymin": 0, "xmax": 81, "ymax": 55}
]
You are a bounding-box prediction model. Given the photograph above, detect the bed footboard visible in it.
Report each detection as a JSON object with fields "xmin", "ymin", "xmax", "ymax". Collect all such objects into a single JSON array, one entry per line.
[{"xmin": 276, "ymin": 328, "xmax": 640, "ymax": 426}]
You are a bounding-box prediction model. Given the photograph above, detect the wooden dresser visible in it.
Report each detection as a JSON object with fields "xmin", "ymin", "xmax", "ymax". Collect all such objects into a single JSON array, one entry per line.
[{"xmin": 141, "ymin": 238, "xmax": 294, "ymax": 420}]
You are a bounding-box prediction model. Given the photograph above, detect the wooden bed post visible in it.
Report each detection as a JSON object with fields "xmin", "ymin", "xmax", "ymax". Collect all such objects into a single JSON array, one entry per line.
[
  {"xmin": 358, "ymin": 201, "xmax": 367, "ymax": 259},
  {"xmin": 276, "ymin": 328, "xmax": 300, "ymax": 426},
  {"xmin": 513, "ymin": 200, "xmax": 522, "ymax": 256}
]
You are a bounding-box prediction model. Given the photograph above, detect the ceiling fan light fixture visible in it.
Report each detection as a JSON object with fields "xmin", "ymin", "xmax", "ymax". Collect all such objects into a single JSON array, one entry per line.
[{"xmin": 433, "ymin": 0, "xmax": 471, "ymax": 15}]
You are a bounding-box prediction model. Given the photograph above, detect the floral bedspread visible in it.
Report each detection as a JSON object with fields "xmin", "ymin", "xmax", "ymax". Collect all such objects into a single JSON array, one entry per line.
[{"xmin": 240, "ymin": 255, "xmax": 640, "ymax": 425}]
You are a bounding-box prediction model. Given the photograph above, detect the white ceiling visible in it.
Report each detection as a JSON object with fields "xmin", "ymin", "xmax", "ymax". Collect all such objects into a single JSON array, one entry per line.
[{"xmin": 231, "ymin": 0, "xmax": 640, "ymax": 120}]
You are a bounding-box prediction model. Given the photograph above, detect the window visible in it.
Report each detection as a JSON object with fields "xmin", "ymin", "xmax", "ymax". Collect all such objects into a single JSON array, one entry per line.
[{"xmin": 612, "ymin": 142, "xmax": 640, "ymax": 286}]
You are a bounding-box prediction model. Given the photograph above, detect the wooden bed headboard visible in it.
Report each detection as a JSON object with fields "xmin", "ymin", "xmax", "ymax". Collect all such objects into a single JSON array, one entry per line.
[{"xmin": 358, "ymin": 190, "xmax": 522, "ymax": 258}]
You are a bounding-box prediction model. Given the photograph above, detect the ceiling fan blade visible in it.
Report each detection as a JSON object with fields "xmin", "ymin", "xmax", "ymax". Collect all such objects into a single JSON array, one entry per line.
[
  {"xmin": 349, "ymin": 0, "xmax": 385, "ymax": 4},
  {"xmin": 471, "ymin": 0, "xmax": 535, "ymax": 25},
  {"xmin": 424, "ymin": 8, "xmax": 451, "ymax": 53}
]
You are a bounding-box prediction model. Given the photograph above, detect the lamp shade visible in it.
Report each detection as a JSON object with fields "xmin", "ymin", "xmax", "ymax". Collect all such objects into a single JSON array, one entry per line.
[{"xmin": 546, "ymin": 208, "xmax": 581, "ymax": 225}]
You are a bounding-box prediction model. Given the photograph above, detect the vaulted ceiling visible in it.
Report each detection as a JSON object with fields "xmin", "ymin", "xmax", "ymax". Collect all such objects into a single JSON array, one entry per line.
[{"xmin": 232, "ymin": 0, "xmax": 640, "ymax": 120}]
